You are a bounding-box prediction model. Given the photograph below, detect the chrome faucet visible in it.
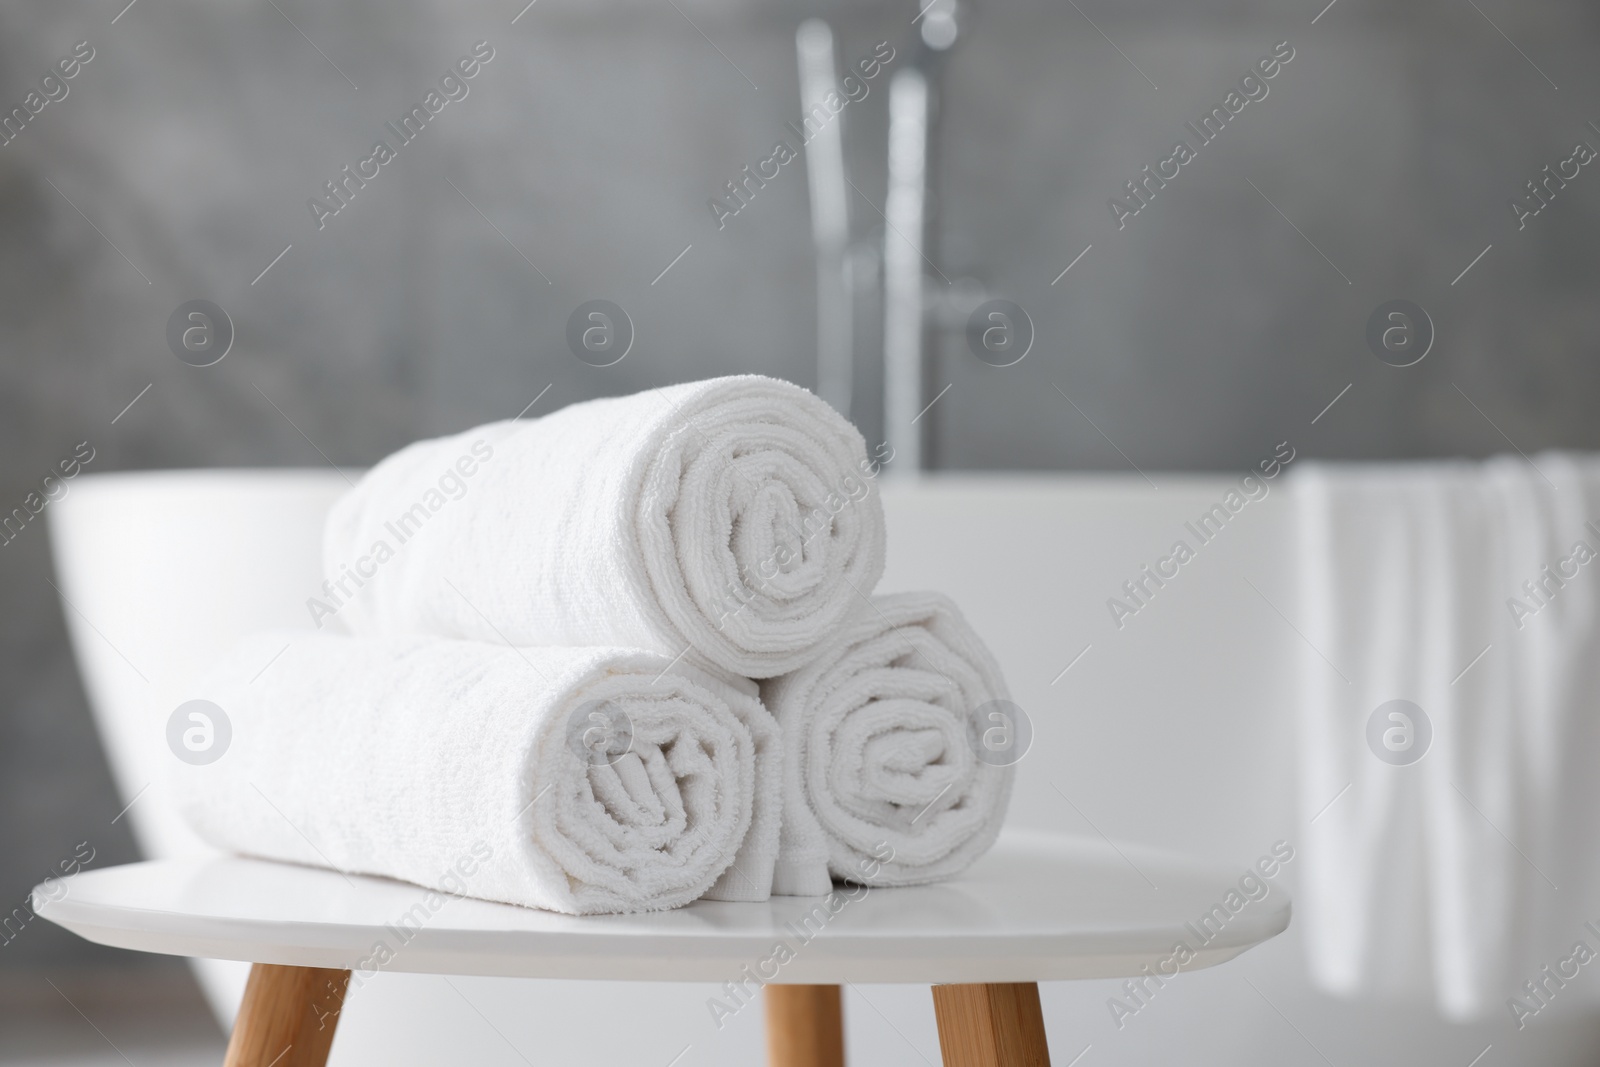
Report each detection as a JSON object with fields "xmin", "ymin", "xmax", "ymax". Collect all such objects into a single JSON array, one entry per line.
[
  {"xmin": 796, "ymin": 1, "xmax": 966, "ymax": 476},
  {"xmin": 795, "ymin": 20, "xmax": 855, "ymax": 420}
]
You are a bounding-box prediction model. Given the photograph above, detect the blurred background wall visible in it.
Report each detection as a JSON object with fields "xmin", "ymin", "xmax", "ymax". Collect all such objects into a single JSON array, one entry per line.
[{"xmin": 2, "ymin": 0, "xmax": 1598, "ymax": 1029}]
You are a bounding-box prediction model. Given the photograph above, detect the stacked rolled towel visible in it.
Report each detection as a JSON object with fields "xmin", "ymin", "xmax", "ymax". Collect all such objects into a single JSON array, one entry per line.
[
  {"xmin": 174, "ymin": 633, "xmax": 780, "ymax": 914},
  {"xmin": 181, "ymin": 375, "xmax": 1014, "ymax": 915},
  {"xmin": 320, "ymin": 375, "xmax": 887, "ymax": 679},
  {"xmin": 761, "ymin": 592, "xmax": 1015, "ymax": 893}
]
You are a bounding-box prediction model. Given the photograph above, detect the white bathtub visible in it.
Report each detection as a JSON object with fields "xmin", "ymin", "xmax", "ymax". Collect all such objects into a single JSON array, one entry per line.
[{"xmin": 48, "ymin": 470, "xmax": 1600, "ymax": 1065}]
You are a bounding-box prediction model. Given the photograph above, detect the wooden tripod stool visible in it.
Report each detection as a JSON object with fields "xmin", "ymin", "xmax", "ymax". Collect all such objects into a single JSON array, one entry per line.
[{"xmin": 34, "ymin": 832, "xmax": 1288, "ymax": 1066}]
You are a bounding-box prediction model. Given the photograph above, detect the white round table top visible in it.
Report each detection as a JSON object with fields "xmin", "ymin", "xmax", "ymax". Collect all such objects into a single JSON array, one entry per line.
[{"xmin": 34, "ymin": 831, "xmax": 1290, "ymax": 984}]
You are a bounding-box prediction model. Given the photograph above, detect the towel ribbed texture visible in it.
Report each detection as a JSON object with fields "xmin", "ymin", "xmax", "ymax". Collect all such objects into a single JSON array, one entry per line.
[
  {"xmin": 322, "ymin": 375, "xmax": 886, "ymax": 679},
  {"xmin": 761, "ymin": 592, "xmax": 1015, "ymax": 891},
  {"xmin": 174, "ymin": 633, "xmax": 777, "ymax": 914}
]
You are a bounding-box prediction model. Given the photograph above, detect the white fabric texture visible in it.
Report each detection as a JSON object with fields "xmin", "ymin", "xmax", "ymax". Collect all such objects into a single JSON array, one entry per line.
[
  {"xmin": 173, "ymin": 633, "xmax": 780, "ymax": 914},
  {"xmin": 1295, "ymin": 454, "xmax": 1600, "ymax": 1018},
  {"xmin": 760, "ymin": 592, "xmax": 1015, "ymax": 893},
  {"xmin": 321, "ymin": 375, "xmax": 887, "ymax": 679}
]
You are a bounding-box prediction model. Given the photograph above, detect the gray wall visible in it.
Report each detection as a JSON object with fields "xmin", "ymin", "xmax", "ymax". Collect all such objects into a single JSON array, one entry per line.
[{"xmin": 3, "ymin": 0, "xmax": 1598, "ymax": 971}]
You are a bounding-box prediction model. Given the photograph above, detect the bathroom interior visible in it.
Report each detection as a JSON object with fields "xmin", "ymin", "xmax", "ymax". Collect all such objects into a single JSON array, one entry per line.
[{"xmin": 5, "ymin": 0, "xmax": 1600, "ymax": 1064}]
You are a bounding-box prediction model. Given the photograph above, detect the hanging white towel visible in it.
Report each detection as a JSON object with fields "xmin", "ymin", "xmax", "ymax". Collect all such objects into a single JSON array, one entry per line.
[
  {"xmin": 320, "ymin": 375, "xmax": 887, "ymax": 679},
  {"xmin": 172, "ymin": 633, "xmax": 781, "ymax": 914},
  {"xmin": 1295, "ymin": 453, "xmax": 1600, "ymax": 1020},
  {"xmin": 761, "ymin": 592, "xmax": 1015, "ymax": 893}
]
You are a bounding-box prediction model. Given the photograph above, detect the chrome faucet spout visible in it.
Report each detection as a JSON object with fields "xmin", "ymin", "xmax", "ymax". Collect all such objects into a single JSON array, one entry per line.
[
  {"xmin": 883, "ymin": 66, "xmax": 930, "ymax": 477},
  {"xmin": 796, "ymin": 20, "xmax": 855, "ymax": 420},
  {"xmin": 795, "ymin": 1, "xmax": 966, "ymax": 473}
]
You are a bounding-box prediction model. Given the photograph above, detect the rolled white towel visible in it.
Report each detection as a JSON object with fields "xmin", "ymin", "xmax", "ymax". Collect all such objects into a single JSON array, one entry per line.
[
  {"xmin": 319, "ymin": 375, "xmax": 888, "ymax": 679},
  {"xmin": 172, "ymin": 633, "xmax": 781, "ymax": 914},
  {"xmin": 760, "ymin": 592, "xmax": 1015, "ymax": 892}
]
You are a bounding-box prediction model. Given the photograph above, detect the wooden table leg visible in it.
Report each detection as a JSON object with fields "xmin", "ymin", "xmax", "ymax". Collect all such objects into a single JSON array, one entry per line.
[
  {"xmin": 765, "ymin": 984, "xmax": 845, "ymax": 1067},
  {"xmin": 931, "ymin": 983, "xmax": 1050, "ymax": 1067},
  {"xmin": 223, "ymin": 963, "xmax": 351, "ymax": 1067}
]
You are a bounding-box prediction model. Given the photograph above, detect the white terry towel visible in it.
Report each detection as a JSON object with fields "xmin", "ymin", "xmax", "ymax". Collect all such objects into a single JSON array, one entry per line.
[
  {"xmin": 1295, "ymin": 454, "xmax": 1600, "ymax": 1019},
  {"xmin": 320, "ymin": 375, "xmax": 888, "ymax": 679},
  {"xmin": 173, "ymin": 633, "xmax": 782, "ymax": 914},
  {"xmin": 760, "ymin": 592, "xmax": 1015, "ymax": 893}
]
